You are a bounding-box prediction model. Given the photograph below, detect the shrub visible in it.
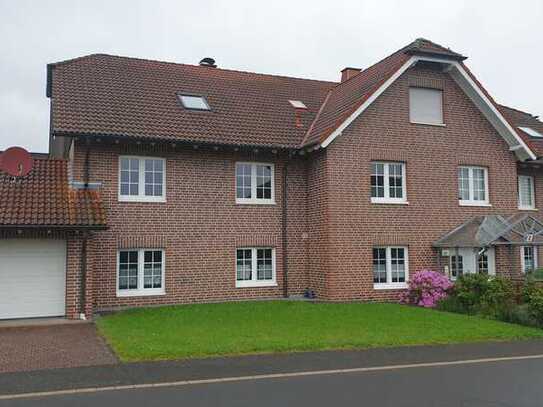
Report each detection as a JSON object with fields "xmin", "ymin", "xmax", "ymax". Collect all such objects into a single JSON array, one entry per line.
[
  {"xmin": 526, "ymin": 286, "xmax": 543, "ymax": 325},
  {"xmin": 436, "ymin": 295, "xmax": 468, "ymax": 314},
  {"xmin": 400, "ymin": 269, "xmax": 453, "ymax": 308},
  {"xmin": 453, "ymin": 273, "xmax": 490, "ymax": 313},
  {"xmin": 501, "ymin": 304, "xmax": 539, "ymax": 328},
  {"xmin": 480, "ymin": 277, "xmax": 515, "ymax": 318}
]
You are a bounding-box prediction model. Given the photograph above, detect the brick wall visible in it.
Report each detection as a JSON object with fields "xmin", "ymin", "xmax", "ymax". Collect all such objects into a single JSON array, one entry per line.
[
  {"xmin": 321, "ymin": 64, "xmax": 540, "ymax": 301},
  {"xmin": 72, "ymin": 142, "xmax": 309, "ymax": 312}
]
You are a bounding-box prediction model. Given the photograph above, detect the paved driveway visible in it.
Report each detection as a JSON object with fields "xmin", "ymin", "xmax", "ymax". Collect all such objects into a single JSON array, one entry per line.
[{"xmin": 0, "ymin": 323, "xmax": 117, "ymax": 373}]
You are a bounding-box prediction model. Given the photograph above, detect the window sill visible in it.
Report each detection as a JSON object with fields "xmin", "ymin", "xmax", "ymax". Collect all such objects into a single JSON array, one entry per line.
[
  {"xmin": 518, "ymin": 207, "xmax": 538, "ymax": 211},
  {"xmin": 410, "ymin": 121, "xmax": 446, "ymax": 127},
  {"xmin": 459, "ymin": 201, "xmax": 491, "ymax": 207},
  {"xmin": 374, "ymin": 283, "xmax": 408, "ymax": 290},
  {"xmin": 117, "ymin": 290, "xmax": 165, "ymax": 297},
  {"xmin": 236, "ymin": 200, "xmax": 276, "ymax": 206},
  {"xmin": 119, "ymin": 196, "xmax": 166, "ymax": 203},
  {"xmin": 236, "ymin": 281, "xmax": 277, "ymax": 288},
  {"xmin": 371, "ymin": 199, "xmax": 409, "ymax": 205}
]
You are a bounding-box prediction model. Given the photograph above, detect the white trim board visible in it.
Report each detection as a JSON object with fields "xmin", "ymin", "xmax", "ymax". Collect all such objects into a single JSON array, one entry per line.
[{"xmin": 319, "ymin": 55, "xmax": 536, "ymax": 161}]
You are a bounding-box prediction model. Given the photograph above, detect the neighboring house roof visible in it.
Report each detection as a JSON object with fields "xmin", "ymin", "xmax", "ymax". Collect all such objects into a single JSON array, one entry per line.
[
  {"xmin": 499, "ymin": 105, "xmax": 543, "ymax": 157},
  {"xmin": 0, "ymin": 157, "xmax": 106, "ymax": 229},
  {"xmin": 48, "ymin": 54, "xmax": 334, "ymax": 149},
  {"xmin": 434, "ymin": 214, "xmax": 543, "ymax": 248}
]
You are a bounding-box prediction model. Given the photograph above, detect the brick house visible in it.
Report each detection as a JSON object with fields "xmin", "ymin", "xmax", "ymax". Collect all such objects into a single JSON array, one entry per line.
[{"xmin": 2, "ymin": 38, "xmax": 543, "ymax": 320}]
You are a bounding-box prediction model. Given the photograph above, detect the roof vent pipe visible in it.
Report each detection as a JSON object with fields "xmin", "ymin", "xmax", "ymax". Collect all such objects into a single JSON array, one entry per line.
[{"xmin": 199, "ymin": 57, "xmax": 217, "ymax": 68}]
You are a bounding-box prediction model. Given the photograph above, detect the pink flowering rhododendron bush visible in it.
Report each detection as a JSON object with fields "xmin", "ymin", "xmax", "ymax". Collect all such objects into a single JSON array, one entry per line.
[{"xmin": 400, "ymin": 269, "xmax": 453, "ymax": 308}]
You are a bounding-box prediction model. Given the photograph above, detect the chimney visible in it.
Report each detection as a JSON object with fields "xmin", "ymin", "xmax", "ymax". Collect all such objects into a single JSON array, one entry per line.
[
  {"xmin": 340, "ymin": 67, "xmax": 361, "ymax": 82},
  {"xmin": 199, "ymin": 57, "xmax": 217, "ymax": 68}
]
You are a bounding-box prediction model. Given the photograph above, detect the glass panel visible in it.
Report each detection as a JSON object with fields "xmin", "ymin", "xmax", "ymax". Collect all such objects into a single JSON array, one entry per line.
[
  {"xmin": 256, "ymin": 165, "xmax": 272, "ymax": 200},
  {"xmin": 373, "ymin": 248, "xmax": 387, "ymax": 284},
  {"xmin": 523, "ymin": 246, "xmax": 535, "ymax": 273},
  {"xmin": 144, "ymin": 159, "xmax": 164, "ymax": 197},
  {"xmin": 236, "ymin": 164, "xmax": 252, "ymax": 199},
  {"xmin": 519, "ymin": 176, "xmax": 534, "ymax": 208},
  {"xmin": 458, "ymin": 168, "xmax": 470, "ymax": 201},
  {"xmin": 143, "ymin": 250, "xmax": 162, "ymax": 289},
  {"xmin": 390, "ymin": 248, "xmax": 405, "ymax": 282},
  {"xmin": 371, "ymin": 163, "xmax": 385, "ymax": 198},
  {"xmin": 472, "ymin": 168, "xmax": 486, "ymax": 201},
  {"xmin": 478, "ymin": 250, "xmax": 488, "ymax": 274},
  {"xmin": 388, "ymin": 164, "xmax": 403, "ymax": 199},
  {"xmin": 120, "ymin": 158, "xmax": 140, "ymax": 197},
  {"xmin": 409, "ymin": 88, "xmax": 443, "ymax": 124},
  {"xmin": 451, "ymin": 255, "xmax": 463, "ymax": 278},
  {"xmin": 236, "ymin": 249, "xmax": 253, "ymax": 281},
  {"xmin": 179, "ymin": 95, "xmax": 210, "ymax": 110},
  {"xmin": 257, "ymin": 248, "xmax": 273, "ymax": 280}
]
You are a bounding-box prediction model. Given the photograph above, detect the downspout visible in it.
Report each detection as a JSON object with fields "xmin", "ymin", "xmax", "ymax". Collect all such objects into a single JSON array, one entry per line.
[
  {"xmin": 79, "ymin": 233, "xmax": 88, "ymax": 320},
  {"xmin": 282, "ymin": 151, "xmax": 294, "ymax": 298}
]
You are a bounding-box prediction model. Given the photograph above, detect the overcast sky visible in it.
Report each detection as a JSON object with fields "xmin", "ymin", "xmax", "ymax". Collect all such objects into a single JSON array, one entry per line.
[{"xmin": 0, "ymin": 0, "xmax": 541, "ymax": 152}]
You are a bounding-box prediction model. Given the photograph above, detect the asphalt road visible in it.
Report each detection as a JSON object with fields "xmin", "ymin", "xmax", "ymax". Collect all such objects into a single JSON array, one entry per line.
[{"xmin": 1, "ymin": 357, "xmax": 542, "ymax": 407}]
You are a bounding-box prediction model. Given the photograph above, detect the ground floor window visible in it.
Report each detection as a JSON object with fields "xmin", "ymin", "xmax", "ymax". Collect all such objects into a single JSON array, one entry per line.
[
  {"xmin": 236, "ymin": 248, "xmax": 276, "ymax": 288},
  {"xmin": 477, "ymin": 250, "xmax": 488, "ymax": 274},
  {"xmin": 450, "ymin": 255, "xmax": 463, "ymax": 279},
  {"xmin": 117, "ymin": 249, "xmax": 165, "ymax": 296},
  {"xmin": 373, "ymin": 246, "xmax": 409, "ymax": 289},
  {"xmin": 521, "ymin": 246, "xmax": 538, "ymax": 274}
]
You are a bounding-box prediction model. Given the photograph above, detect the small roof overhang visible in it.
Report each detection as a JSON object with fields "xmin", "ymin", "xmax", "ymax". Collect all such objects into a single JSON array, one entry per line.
[{"xmin": 434, "ymin": 214, "xmax": 543, "ymax": 248}]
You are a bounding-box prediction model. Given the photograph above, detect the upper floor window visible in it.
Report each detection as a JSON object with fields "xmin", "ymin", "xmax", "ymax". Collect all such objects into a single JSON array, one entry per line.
[
  {"xmin": 373, "ymin": 246, "xmax": 409, "ymax": 289},
  {"xmin": 236, "ymin": 247, "xmax": 276, "ymax": 288},
  {"xmin": 235, "ymin": 162, "xmax": 275, "ymax": 204},
  {"xmin": 458, "ymin": 166, "xmax": 489, "ymax": 206},
  {"xmin": 518, "ymin": 175, "xmax": 535, "ymax": 210},
  {"xmin": 119, "ymin": 156, "xmax": 166, "ymax": 202},
  {"xmin": 178, "ymin": 94, "xmax": 211, "ymax": 111},
  {"xmin": 371, "ymin": 162, "xmax": 407, "ymax": 204},
  {"xmin": 409, "ymin": 87, "xmax": 444, "ymax": 126}
]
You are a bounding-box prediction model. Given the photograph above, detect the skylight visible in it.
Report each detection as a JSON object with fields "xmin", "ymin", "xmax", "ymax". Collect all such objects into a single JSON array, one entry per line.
[
  {"xmin": 178, "ymin": 94, "xmax": 210, "ymax": 110},
  {"xmin": 288, "ymin": 100, "xmax": 307, "ymax": 109},
  {"xmin": 518, "ymin": 127, "xmax": 543, "ymax": 138}
]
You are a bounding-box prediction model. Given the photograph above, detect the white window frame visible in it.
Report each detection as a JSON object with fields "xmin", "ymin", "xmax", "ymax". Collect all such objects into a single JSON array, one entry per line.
[
  {"xmin": 235, "ymin": 247, "xmax": 277, "ymax": 288},
  {"xmin": 458, "ymin": 166, "xmax": 490, "ymax": 206},
  {"xmin": 118, "ymin": 156, "xmax": 166, "ymax": 203},
  {"xmin": 521, "ymin": 246, "xmax": 538, "ymax": 274},
  {"xmin": 370, "ymin": 161, "xmax": 408, "ymax": 204},
  {"xmin": 235, "ymin": 162, "xmax": 275, "ymax": 205},
  {"xmin": 116, "ymin": 248, "xmax": 166, "ymax": 297},
  {"xmin": 518, "ymin": 175, "xmax": 536, "ymax": 210},
  {"xmin": 409, "ymin": 87, "xmax": 445, "ymax": 126},
  {"xmin": 373, "ymin": 246, "xmax": 409, "ymax": 290}
]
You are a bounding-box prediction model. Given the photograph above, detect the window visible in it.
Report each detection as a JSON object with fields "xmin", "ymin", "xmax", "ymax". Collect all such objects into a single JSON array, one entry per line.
[
  {"xmin": 450, "ymin": 255, "xmax": 463, "ymax": 279},
  {"xmin": 521, "ymin": 246, "xmax": 537, "ymax": 274},
  {"xmin": 458, "ymin": 166, "xmax": 489, "ymax": 206},
  {"xmin": 409, "ymin": 87, "xmax": 443, "ymax": 125},
  {"xmin": 373, "ymin": 247, "xmax": 409, "ymax": 289},
  {"xmin": 288, "ymin": 100, "xmax": 307, "ymax": 109},
  {"xmin": 235, "ymin": 162, "xmax": 275, "ymax": 204},
  {"xmin": 371, "ymin": 162, "xmax": 407, "ymax": 204},
  {"xmin": 119, "ymin": 156, "xmax": 165, "ymax": 202},
  {"xmin": 478, "ymin": 251, "xmax": 488, "ymax": 274},
  {"xmin": 518, "ymin": 127, "xmax": 543, "ymax": 138},
  {"xmin": 518, "ymin": 175, "xmax": 535, "ymax": 210},
  {"xmin": 178, "ymin": 94, "xmax": 210, "ymax": 110},
  {"xmin": 118, "ymin": 249, "xmax": 165, "ymax": 296},
  {"xmin": 236, "ymin": 248, "xmax": 276, "ymax": 287}
]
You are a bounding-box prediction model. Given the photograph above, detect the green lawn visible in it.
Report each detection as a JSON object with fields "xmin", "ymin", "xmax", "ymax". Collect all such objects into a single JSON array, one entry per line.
[{"xmin": 96, "ymin": 301, "xmax": 543, "ymax": 362}]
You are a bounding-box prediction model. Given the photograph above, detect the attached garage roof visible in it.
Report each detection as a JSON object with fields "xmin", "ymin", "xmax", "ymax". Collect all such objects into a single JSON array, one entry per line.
[{"xmin": 0, "ymin": 157, "xmax": 106, "ymax": 229}]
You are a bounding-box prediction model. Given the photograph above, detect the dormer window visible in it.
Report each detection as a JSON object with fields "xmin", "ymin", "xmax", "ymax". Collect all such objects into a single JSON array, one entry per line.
[
  {"xmin": 288, "ymin": 100, "xmax": 307, "ymax": 109},
  {"xmin": 519, "ymin": 127, "xmax": 543, "ymax": 138},
  {"xmin": 178, "ymin": 94, "xmax": 210, "ymax": 111},
  {"xmin": 409, "ymin": 87, "xmax": 444, "ymax": 126}
]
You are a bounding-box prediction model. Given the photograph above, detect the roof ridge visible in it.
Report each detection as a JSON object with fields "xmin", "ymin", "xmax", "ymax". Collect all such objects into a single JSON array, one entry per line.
[{"xmin": 51, "ymin": 53, "xmax": 338, "ymax": 86}]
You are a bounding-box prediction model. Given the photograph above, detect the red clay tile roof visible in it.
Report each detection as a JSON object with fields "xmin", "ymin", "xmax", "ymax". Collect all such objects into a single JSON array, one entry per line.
[
  {"xmin": 0, "ymin": 157, "xmax": 107, "ymax": 228},
  {"xmin": 301, "ymin": 39, "xmax": 466, "ymax": 146},
  {"xmin": 499, "ymin": 105, "xmax": 543, "ymax": 157},
  {"xmin": 48, "ymin": 54, "xmax": 334, "ymax": 149}
]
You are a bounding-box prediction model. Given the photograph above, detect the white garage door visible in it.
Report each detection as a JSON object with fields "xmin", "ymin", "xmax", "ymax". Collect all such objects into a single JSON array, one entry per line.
[{"xmin": 0, "ymin": 239, "xmax": 66, "ymax": 319}]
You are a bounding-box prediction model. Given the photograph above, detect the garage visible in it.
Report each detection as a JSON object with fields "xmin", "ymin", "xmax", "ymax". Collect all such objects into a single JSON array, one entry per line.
[{"xmin": 0, "ymin": 239, "xmax": 66, "ymax": 320}]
